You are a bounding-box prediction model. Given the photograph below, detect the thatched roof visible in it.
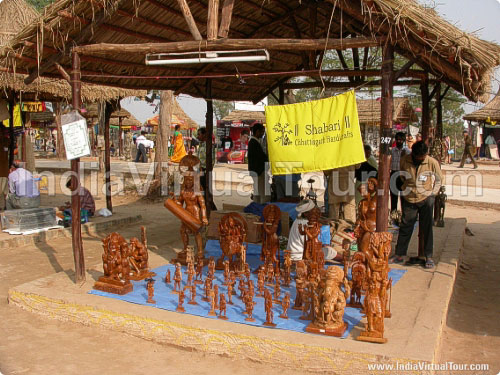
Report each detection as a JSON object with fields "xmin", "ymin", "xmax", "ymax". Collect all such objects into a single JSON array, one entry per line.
[
  {"xmin": 1, "ymin": 0, "xmax": 499, "ymax": 103},
  {"xmin": 146, "ymin": 97, "xmax": 199, "ymax": 130},
  {"xmin": 357, "ymin": 97, "xmax": 417, "ymax": 126},
  {"xmin": 222, "ymin": 110, "xmax": 266, "ymax": 123},
  {"xmin": 83, "ymin": 104, "xmax": 133, "ymax": 119},
  {"xmin": 463, "ymin": 91, "xmax": 500, "ymax": 123},
  {"xmin": 110, "ymin": 114, "xmax": 141, "ymax": 127},
  {"xmin": 0, "ymin": 0, "xmax": 146, "ymax": 102}
]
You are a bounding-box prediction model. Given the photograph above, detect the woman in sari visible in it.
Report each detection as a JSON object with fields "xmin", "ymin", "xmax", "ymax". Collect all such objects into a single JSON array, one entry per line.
[{"xmin": 171, "ymin": 124, "xmax": 187, "ymax": 163}]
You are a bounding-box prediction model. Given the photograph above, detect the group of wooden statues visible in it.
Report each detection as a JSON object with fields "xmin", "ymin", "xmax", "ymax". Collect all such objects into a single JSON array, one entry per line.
[{"xmin": 94, "ymin": 153, "xmax": 394, "ymax": 343}]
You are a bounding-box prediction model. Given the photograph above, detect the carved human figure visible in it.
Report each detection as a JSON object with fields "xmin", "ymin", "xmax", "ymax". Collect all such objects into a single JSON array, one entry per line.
[
  {"xmin": 227, "ymin": 282, "xmax": 234, "ymax": 305},
  {"xmin": 195, "ymin": 255, "xmax": 204, "ymax": 284},
  {"xmin": 223, "ymin": 260, "xmax": 230, "ymax": 285},
  {"xmin": 261, "ymin": 204, "xmax": 281, "ymax": 264},
  {"xmin": 244, "ymin": 292, "xmax": 255, "ymax": 322},
  {"xmin": 99, "ymin": 232, "xmax": 132, "ymax": 288},
  {"xmin": 228, "ymin": 271, "xmax": 236, "ymax": 293},
  {"xmin": 203, "ymin": 276, "xmax": 212, "ymax": 302},
  {"xmin": 214, "ymin": 284, "xmax": 219, "ymax": 309},
  {"xmin": 176, "ymin": 289, "xmax": 185, "ymax": 312},
  {"xmin": 274, "ymin": 277, "xmax": 281, "ymax": 303},
  {"xmin": 208, "ymin": 288, "xmax": 216, "ymax": 316},
  {"xmin": 263, "ymin": 289, "xmax": 276, "ymax": 327},
  {"xmin": 266, "ymin": 261, "xmax": 274, "ymax": 284},
  {"xmin": 299, "ymin": 206, "xmax": 322, "ymax": 261},
  {"xmin": 354, "ymin": 177, "xmax": 378, "ymax": 257},
  {"xmin": 247, "ymin": 279, "xmax": 255, "ymax": 301},
  {"xmin": 165, "ymin": 269, "xmax": 171, "ymax": 284},
  {"xmin": 173, "ymin": 263, "xmax": 182, "ymax": 293},
  {"xmin": 207, "ymin": 256, "xmax": 216, "ymax": 280},
  {"xmin": 280, "ymin": 293, "xmax": 290, "ymax": 319},
  {"xmin": 188, "ymin": 284, "xmax": 197, "ymax": 305},
  {"xmin": 283, "ymin": 250, "xmax": 292, "ymax": 287},
  {"xmin": 218, "ymin": 293, "xmax": 228, "ymax": 320},
  {"xmin": 146, "ymin": 278, "xmax": 155, "ymax": 304},
  {"xmin": 187, "ymin": 261, "xmax": 195, "ymax": 286},
  {"xmin": 257, "ymin": 268, "xmax": 265, "ymax": 297},
  {"xmin": 218, "ymin": 213, "xmax": 247, "ymax": 269},
  {"xmin": 238, "ymin": 277, "xmax": 246, "ymax": 299},
  {"xmin": 293, "ymin": 261, "xmax": 307, "ymax": 310},
  {"xmin": 173, "ymin": 174, "xmax": 208, "ymax": 258},
  {"xmin": 244, "ymin": 263, "xmax": 251, "ymax": 283},
  {"xmin": 129, "ymin": 237, "xmax": 149, "ymax": 276}
]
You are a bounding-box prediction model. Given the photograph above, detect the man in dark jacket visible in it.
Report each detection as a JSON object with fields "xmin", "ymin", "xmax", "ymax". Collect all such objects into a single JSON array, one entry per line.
[
  {"xmin": 458, "ymin": 130, "xmax": 478, "ymax": 169},
  {"xmin": 248, "ymin": 123, "xmax": 269, "ymax": 203}
]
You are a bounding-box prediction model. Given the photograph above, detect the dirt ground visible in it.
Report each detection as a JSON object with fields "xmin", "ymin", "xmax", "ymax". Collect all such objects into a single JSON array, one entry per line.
[{"xmin": 0, "ymin": 174, "xmax": 499, "ymax": 374}]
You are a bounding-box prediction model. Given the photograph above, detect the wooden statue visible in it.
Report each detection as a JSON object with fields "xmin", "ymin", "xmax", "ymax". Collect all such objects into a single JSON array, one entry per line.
[
  {"xmin": 348, "ymin": 252, "xmax": 367, "ymax": 308},
  {"xmin": 238, "ymin": 277, "xmax": 246, "ymax": 299},
  {"xmin": 207, "ymin": 256, "xmax": 216, "ymax": 280},
  {"xmin": 263, "ymin": 289, "xmax": 276, "ymax": 327},
  {"xmin": 128, "ymin": 238, "xmax": 154, "ymax": 281},
  {"xmin": 280, "ymin": 293, "xmax": 290, "ymax": 319},
  {"xmin": 94, "ymin": 232, "xmax": 133, "ymax": 295},
  {"xmin": 164, "ymin": 269, "xmax": 171, "ymax": 284},
  {"xmin": 218, "ymin": 293, "xmax": 228, "ymax": 320},
  {"xmin": 354, "ymin": 177, "xmax": 378, "ymax": 258},
  {"xmin": 172, "ymin": 263, "xmax": 182, "ymax": 294},
  {"xmin": 306, "ymin": 266, "xmax": 348, "ymax": 337},
  {"xmin": 273, "ymin": 277, "xmax": 281, "ymax": 303},
  {"xmin": 260, "ymin": 204, "xmax": 281, "ymax": 265},
  {"xmin": 299, "ymin": 206, "xmax": 322, "ymax": 261},
  {"xmin": 227, "ymin": 282, "xmax": 234, "ymax": 305},
  {"xmin": 357, "ymin": 278, "xmax": 387, "ymax": 343},
  {"xmin": 195, "ymin": 255, "xmax": 204, "ymax": 284},
  {"xmin": 244, "ymin": 292, "xmax": 255, "ymax": 322},
  {"xmin": 208, "ymin": 288, "xmax": 216, "ymax": 316},
  {"xmin": 188, "ymin": 284, "xmax": 197, "ymax": 305},
  {"xmin": 165, "ymin": 156, "xmax": 208, "ymax": 265},
  {"xmin": 203, "ymin": 277, "xmax": 213, "ymax": 302},
  {"xmin": 248, "ymin": 280, "xmax": 255, "ymax": 301},
  {"xmin": 257, "ymin": 268, "xmax": 265, "ymax": 297},
  {"xmin": 228, "ymin": 271, "xmax": 236, "ymax": 293},
  {"xmin": 187, "ymin": 261, "xmax": 195, "ymax": 286},
  {"xmin": 300, "ymin": 280, "xmax": 314, "ymax": 320},
  {"xmin": 146, "ymin": 278, "xmax": 156, "ymax": 304},
  {"xmin": 176, "ymin": 289, "xmax": 186, "ymax": 312},
  {"xmin": 244, "ymin": 263, "xmax": 251, "ymax": 283},
  {"xmin": 217, "ymin": 212, "xmax": 247, "ymax": 270},
  {"xmin": 265, "ymin": 261, "xmax": 274, "ymax": 285},
  {"xmin": 293, "ymin": 260, "xmax": 307, "ymax": 310},
  {"xmin": 223, "ymin": 260, "xmax": 230, "ymax": 285},
  {"xmin": 214, "ymin": 284, "xmax": 219, "ymax": 309},
  {"xmin": 283, "ymin": 250, "xmax": 292, "ymax": 287},
  {"xmin": 434, "ymin": 186, "xmax": 447, "ymax": 227}
]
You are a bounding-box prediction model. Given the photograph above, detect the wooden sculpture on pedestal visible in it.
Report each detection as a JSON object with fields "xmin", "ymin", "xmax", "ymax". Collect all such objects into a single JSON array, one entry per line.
[
  {"xmin": 257, "ymin": 268, "xmax": 265, "ymax": 297},
  {"xmin": 218, "ymin": 293, "xmax": 228, "ymax": 320},
  {"xmin": 203, "ymin": 277, "xmax": 212, "ymax": 302},
  {"xmin": 146, "ymin": 278, "xmax": 156, "ymax": 304},
  {"xmin": 260, "ymin": 204, "xmax": 281, "ymax": 265},
  {"xmin": 217, "ymin": 212, "xmax": 248, "ymax": 270},
  {"xmin": 207, "ymin": 256, "xmax": 216, "ymax": 279},
  {"xmin": 354, "ymin": 178, "xmax": 378, "ymax": 258},
  {"xmin": 227, "ymin": 282, "xmax": 234, "ymax": 305},
  {"xmin": 208, "ymin": 288, "xmax": 216, "ymax": 316},
  {"xmin": 306, "ymin": 266, "xmax": 348, "ymax": 337},
  {"xmin": 299, "ymin": 206, "xmax": 322, "ymax": 262},
  {"xmin": 348, "ymin": 252, "xmax": 367, "ymax": 308},
  {"xmin": 263, "ymin": 289, "xmax": 276, "ymax": 327},
  {"xmin": 176, "ymin": 289, "xmax": 186, "ymax": 312},
  {"xmin": 195, "ymin": 255, "xmax": 204, "ymax": 284},
  {"xmin": 172, "ymin": 263, "xmax": 182, "ymax": 294},
  {"xmin": 165, "ymin": 154, "xmax": 208, "ymax": 265},
  {"xmin": 214, "ymin": 284, "xmax": 220, "ymax": 309},
  {"xmin": 273, "ymin": 277, "xmax": 281, "ymax": 303},
  {"xmin": 244, "ymin": 292, "xmax": 255, "ymax": 322},
  {"xmin": 165, "ymin": 269, "xmax": 171, "ymax": 284},
  {"xmin": 187, "ymin": 261, "xmax": 195, "ymax": 286},
  {"xmin": 188, "ymin": 284, "xmax": 197, "ymax": 305},
  {"xmin": 280, "ymin": 293, "xmax": 290, "ymax": 319},
  {"xmin": 223, "ymin": 260, "xmax": 230, "ymax": 285},
  {"xmin": 283, "ymin": 250, "xmax": 292, "ymax": 287},
  {"xmin": 293, "ymin": 260, "xmax": 307, "ymax": 310},
  {"xmin": 128, "ymin": 226, "xmax": 156, "ymax": 281},
  {"xmin": 94, "ymin": 232, "xmax": 133, "ymax": 295}
]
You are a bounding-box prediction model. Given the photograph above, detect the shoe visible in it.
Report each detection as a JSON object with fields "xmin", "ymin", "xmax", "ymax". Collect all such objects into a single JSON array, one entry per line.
[
  {"xmin": 473, "ymin": 166, "xmax": 478, "ymax": 169},
  {"xmin": 457, "ymin": 166, "xmax": 463, "ymax": 168},
  {"xmin": 389, "ymin": 255, "xmax": 404, "ymax": 264}
]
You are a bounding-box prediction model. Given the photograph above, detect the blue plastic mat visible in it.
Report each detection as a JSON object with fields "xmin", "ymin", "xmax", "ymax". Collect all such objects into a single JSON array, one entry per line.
[{"xmin": 90, "ymin": 241, "xmax": 406, "ymax": 339}]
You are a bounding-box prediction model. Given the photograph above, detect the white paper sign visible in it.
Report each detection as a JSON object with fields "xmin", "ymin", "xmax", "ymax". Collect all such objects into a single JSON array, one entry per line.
[{"xmin": 62, "ymin": 119, "xmax": 91, "ymax": 160}]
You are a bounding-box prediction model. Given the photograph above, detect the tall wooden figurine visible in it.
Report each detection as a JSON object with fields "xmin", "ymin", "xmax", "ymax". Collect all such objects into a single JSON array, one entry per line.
[{"xmin": 260, "ymin": 204, "xmax": 281, "ymax": 265}]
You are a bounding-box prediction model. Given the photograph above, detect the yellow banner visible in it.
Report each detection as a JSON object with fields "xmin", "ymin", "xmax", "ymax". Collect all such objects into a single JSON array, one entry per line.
[
  {"xmin": 2, "ymin": 104, "xmax": 22, "ymax": 128},
  {"xmin": 264, "ymin": 90, "xmax": 365, "ymax": 175}
]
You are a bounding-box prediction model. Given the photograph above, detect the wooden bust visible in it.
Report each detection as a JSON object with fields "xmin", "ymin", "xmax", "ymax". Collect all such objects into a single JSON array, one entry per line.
[
  {"xmin": 306, "ymin": 266, "xmax": 348, "ymax": 337},
  {"xmin": 260, "ymin": 204, "xmax": 281, "ymax": 265},
  {"xmin": 217, "ymin": 212, "xmax": 247, "ymax": 270}
]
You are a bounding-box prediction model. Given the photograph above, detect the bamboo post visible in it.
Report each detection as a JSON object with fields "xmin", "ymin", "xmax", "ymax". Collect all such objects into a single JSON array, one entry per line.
[
  {"xmin": 436, "ymin": 82, "xmax": 443, "ymax": 161},
  {"xmin": 70, "ymin": 51, "xmax": 85, "ymax": 284},
  {"xmin": 376, "ymin": 43, "xmax": 394, "ymax": 233},
  {"xmin": 55, "ymin": 102, "xmax": 66, "ymax": 159},
  {"xmin": 154, "ymin": 90, "xmax": 172, "ymax": 195},
  {"xmin": 118, "ymin": 116, "xmax": 123, "ymax": 157},
  {"xmin": 104, "ymin": 101, "xmax": 113, "ymax": 212},
  {"xmin": 205, "ymin": 79, "xmax": 214, "ymax": 215},
  {"xmin": 420, "ymin": 78, "xmax": 431, "ymax": 142},
  {"xmin": 8, "ymin": 92, "xmax": 15, "ymax": 167}
]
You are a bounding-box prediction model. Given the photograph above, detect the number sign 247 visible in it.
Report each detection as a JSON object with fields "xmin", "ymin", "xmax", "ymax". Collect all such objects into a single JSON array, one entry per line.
[{"xmin": 380, "ymin": 137, "xmax": 392, "ymax": 144}]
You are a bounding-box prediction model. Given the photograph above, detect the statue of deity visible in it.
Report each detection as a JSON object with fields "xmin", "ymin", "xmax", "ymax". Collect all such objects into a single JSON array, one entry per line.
[
  {"xmin": 299, "ymin": 206, "xmax": 322, "ymax": 262},
  {"xmin": 217, "ymin": 212, "xmax": 247, "ymax": 270},
  {"xmin": 260, "ymin": 204, "xmax": 281, "ymax": 265}
]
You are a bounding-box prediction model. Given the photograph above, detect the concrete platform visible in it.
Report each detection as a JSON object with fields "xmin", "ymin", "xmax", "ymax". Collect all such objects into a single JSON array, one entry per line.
[{"xmin": 7, "ymin": 218, "xmax": 466, "ymax": 374}]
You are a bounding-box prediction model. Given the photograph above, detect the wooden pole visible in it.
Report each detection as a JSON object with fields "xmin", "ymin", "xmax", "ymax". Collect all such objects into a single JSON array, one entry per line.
[
  {"xmin": 70, "ymin": 51, "xmax": 85, "ymax": 283},
  {"xmin": 154, "ymin": 90, "xmax": 172, "ymax": 194},
  {"xmin": 8, "ymin": 92, "xmax": 15, "ymax": 167},
  {"xmin": 205, "ymin": 79, "xmax": 214, "ymax": 215},
  {"xmin": 104, "ymin": 101, "xmax": 113, "ymax": 212},
  {"xmin": 218, "ymin": 0, "xmax": 235, "ymax": 38},
  {"xmin": 207, "ymin": 0, "xmax": 220, "ymax": 41},
  {"xmin": 278, "ymin": 85, "xmax": 284, "ymax": 105},
  {"xmin": 55, "ymin": 102, "xmax": 66, "ymax": 159},
  {"xmin": 376, "ymin": 43, "xmax": 394, "ymax": 233},
  {"xmin": 420, "ymin": 78, "xmax": 431, "ymax": 142},
  {"xmin": 73, "ymin": 37, "xmax": 384, "ymax": 56},
  {"xmin": 176, "ymin": 0, "xmax": 203, "ymax": 41},
  {"xmin": 118, "ymin": 117, "xmax": 123, "ymax": 157}
]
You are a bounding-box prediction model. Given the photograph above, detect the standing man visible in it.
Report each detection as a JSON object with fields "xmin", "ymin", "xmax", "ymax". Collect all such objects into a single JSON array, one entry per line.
[
  {"xmin": 0, "ymin": 124, "xmax": 9, "ymax": 210},
  {"xmin": 248, "ymin": 123, "xmax": 269, "ymax": 204},
  {"xmin": 390, "ymin": 141, "xmax": 443, "ymax": 269},
  {"xmin": 6, "ymin": 160, "xmax": 40, "ymax": 209},
  {"xmin": 134, "ymin": 131, "xmax": 148, "ymax": 163},
  {"xmin": 390, "ymin": 132, "xmax": 411, "ymax": 214},
  {"xmin": 458, "ymin": 130, "xmax": 478, "ymax": 169}
]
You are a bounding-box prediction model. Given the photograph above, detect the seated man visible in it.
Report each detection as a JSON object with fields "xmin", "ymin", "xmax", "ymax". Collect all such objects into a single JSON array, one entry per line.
[
  {"xmin": 287, "ymin": 199, "xmax": 343, "ymax": 262},
  {"xmin": 7, "ymin": 161, "xmax": 40, "ymax": 209},
  {"xmin": 61, "ymin": 179, "xmax": 96, "ymax": 216}
]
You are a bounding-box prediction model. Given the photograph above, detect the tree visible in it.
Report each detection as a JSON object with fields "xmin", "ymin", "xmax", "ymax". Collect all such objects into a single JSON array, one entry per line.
[
  {"xmin": 26, "ymin": 0, "xmax": 54, "ymax": 11},
  {"xmin": 213, "ymin": 100, "xmax": 234, "ymax": 120}
]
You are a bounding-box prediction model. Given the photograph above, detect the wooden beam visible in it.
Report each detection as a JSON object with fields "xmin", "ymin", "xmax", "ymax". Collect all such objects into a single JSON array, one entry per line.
[
  {"xmin": 440, "ymin": 85, "xmax": 451, "ymax": 101},
  {"xmin": 54, "ymin": 62, "xmax": 70, "ymax": 82},
  {"xmin": 24, "ymin": 1, "xmax": 125, "ymax": 85},
  {"xmin": 336, "ymin": 50, "xmax": 354, "ymax": 83},
  {"xmin": 252, "ymin": 75, "xmax": 293, "ymax": 103},
  {"xmin": 205, "ymin": 80, "xmax": 214, "ymax": 215},
  {"xmin": 73, "ymin": 37, "xmax": 384, "ymax": 55},
  {"xmin": 116, "ymin": 9, "xmax": 191, "ymax": 37},
  {"xmin": 281, "ymin": 79, "xmax": 431, "ymax": 89},
  {"xmin": 174, "ymin": 65, "xmax": 213, "ymax": 95},
  {"xmin": 376, "ymin": 43, "xmax": 394, "ymax": 233},
  {"xmin": 429, "ymin": 82, "xmax": 440, "ymax": 101},
  {"xmin": 421, "ymin": 78, "xmax": 431, "ymax": 141},
  {"xmin": 393, "ymin": 58, "xmax": 416, "ymax": 82},
  {"xmin": 70, "ymin": 51, "xmax": 85, "ymax": 284},
  {"xmin": 207, "ymin": 0, "xmax": 220, "ymax": 41},
  {"xmin": 289, "ymin": 15, "xmax": 310, "ymax": 69},
  {"xmin": 218, "ymin": 0, "xmax": 235, "ymax": 38},
  {"xmin": 176, "ymin": 0, "xmax": 203, "ymax": 40},
  {"xmin": 362, "ymin": 47, "xmax": 369, "ymax": 70}
]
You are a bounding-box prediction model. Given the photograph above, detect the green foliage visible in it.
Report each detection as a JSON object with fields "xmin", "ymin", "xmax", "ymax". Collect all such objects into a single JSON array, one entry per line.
[
  {"xmin": 26, "ymin": 0, "xmax": 54, "ymax": 11},
  {"xmin": 213, "ymin": 100, "xmax": 234, "ymax": 120}
]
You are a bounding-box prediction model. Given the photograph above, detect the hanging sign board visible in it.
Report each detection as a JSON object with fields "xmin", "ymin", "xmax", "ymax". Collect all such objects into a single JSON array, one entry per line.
[
  {"xmin": 61, "ymin": 111, "xmax": 91, "ymax": 160},
  {"xmin": 265, "ymin": 90, "xmax": 365, "ymax": 175},
  {"xmin": 21, "ymin": 101, "xmax": 46, "ymax": 112}
]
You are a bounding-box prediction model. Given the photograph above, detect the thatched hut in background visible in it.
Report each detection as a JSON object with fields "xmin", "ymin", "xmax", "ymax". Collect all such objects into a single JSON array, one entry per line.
[
  {"xmin": 146, "ymin": 98, "xmax": 199, "ymax": 131},
  {"xmin": 464, "ymin": 91, "xmax": 500, "ymax": 159},
  {"xmin": 356, "ymin": 97, "xmax": 418, "ymax": 151}
]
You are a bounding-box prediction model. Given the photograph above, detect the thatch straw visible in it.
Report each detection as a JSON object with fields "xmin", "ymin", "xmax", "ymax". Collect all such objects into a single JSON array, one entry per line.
[
  {"xmin": 356, "ymin": 97, "xmax": 417, "ymax": 125},
  {"xmin": 463, "ymin": 90, "xmax": 500, "ymax": 123},
  {"xmin": 222, "ymin": 110, "xmax": 266, "ymax": 123}
]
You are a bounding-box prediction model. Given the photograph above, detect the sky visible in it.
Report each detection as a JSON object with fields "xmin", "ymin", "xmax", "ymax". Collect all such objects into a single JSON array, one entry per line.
[{"xmin": 121, "ymin": 0, "xmax": 500, "ymax": 125}]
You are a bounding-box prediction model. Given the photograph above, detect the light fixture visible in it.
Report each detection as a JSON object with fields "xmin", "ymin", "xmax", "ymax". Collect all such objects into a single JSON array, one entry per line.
[{"xmin": 145, "ymin": 49, "xmax": 270, "ymax": 65}]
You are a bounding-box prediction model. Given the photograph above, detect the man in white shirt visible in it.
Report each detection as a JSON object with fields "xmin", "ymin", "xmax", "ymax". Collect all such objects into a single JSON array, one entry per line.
[
  {"xmin": 134, "ymin": 131, "xmax": 148, "ymax": 163},
  {"xmin": 6, "ymin": 160, "xmax": 40, "ymax": 209},
  {"xmin": 287, "ymin": 199, "xmax": 342, "ymax": 262}
]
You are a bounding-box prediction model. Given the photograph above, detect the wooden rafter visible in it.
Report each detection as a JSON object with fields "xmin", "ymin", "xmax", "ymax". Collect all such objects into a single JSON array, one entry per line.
[
  {"xmin": 393, "ymin": 57, "xmax": 416, "ymax": 82},
  {"xmin": 176, "ymin": 0, "xmax": 203, "ymax": 40},
  {"xmin": 207, "ymin": 0, "xmax": 220, "ymax": 41},
  {"xmin": 336, "ymin": 49, "xmax": 354, "ymax": 83},
  {"xmin": 362, "ymin": 47, "xmax": 369, "ymax": 70},
  {"xmin": 289, "ymin": 15, "xmax": 310, "ymax": 69},
  {"xmin": 115, "ymin": 9, "xmax": 191, "ymax": 38},
  {"xmin": 218, "ymin": 0, "xmax": 235, "ymax": 38}
]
